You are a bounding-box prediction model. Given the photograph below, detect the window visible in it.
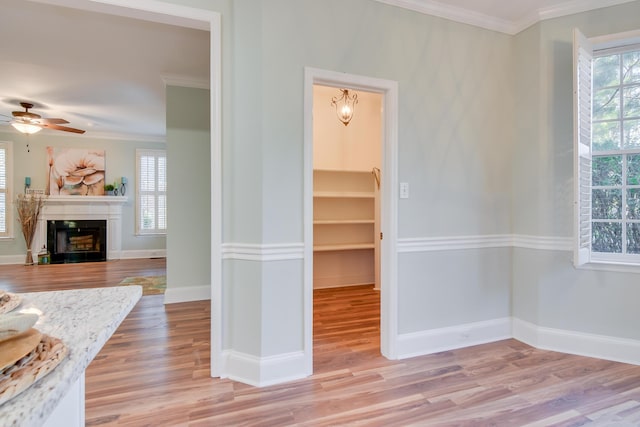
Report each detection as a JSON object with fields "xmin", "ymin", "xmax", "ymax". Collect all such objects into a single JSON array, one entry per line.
[
  {"xmin": 574, "ymin": 29, "xmax": 640, "ymax": 265},
  {"xmin": 136, "ymin": 149, "xmax": 166, "ymax": 235},
  {"xmin": 0, "ymin": 142, "xmax": 12, "ymax": 239}
]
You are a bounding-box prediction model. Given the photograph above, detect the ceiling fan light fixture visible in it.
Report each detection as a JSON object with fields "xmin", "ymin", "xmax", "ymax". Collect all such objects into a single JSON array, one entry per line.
[{"xmin": 11, "ymin": 122, "xmax": 42, "ymax": 134}]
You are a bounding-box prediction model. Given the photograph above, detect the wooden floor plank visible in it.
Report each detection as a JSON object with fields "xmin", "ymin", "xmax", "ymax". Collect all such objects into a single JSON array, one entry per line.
[{"xmin": 1, "ymin": 260, "xmax": 639, "ymax": 426}]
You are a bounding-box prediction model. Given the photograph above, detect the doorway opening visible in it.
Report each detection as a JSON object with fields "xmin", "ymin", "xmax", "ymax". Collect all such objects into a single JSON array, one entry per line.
[
  {"xmin": 311, "ymin": 84, "xmax": 383, "ymax": 370},
  {"xmin": 42, "ymin": 0, "xmax": 222, "ymax": 377},
  {"xmin": 312, "ymin": 85, "xmax": 382, "ymax": 290},
  {"xmin": 304, "ymin": 68, "xmax": 399, "ymax": 376}
]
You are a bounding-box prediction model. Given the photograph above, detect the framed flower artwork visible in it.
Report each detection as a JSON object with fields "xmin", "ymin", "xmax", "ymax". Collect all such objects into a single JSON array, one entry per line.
[{"xmin": 46, "ymin": 147, "xmax": 105, "ymax": 196}]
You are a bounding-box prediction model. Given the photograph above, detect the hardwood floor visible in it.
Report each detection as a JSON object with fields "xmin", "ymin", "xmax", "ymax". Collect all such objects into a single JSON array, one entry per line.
[
  {"xmin": 0, "ymin": 258, "xmax": 166, "ymax": 293},
  {"xmin": 1, "ymin": 260, "xmax": 640, "ymax": 425}
]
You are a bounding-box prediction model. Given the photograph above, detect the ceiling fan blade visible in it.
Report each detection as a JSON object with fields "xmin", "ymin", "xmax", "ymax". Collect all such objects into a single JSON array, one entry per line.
[
  {"xmin": 13, "ymin": 111, "xmax": 41, "ymax": 120},
  {"xmin": 38, "ymin": 118, "xmax": 69, "ymax": 124},
  {"xmin": 40, "ymin": 123, "xmax": 86, "ymax": 134}
]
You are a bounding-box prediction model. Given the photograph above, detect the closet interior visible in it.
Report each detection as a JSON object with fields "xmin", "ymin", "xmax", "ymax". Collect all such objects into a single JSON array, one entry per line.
[{"xmin": 312, "ymin": 84, "xmax": 382, "ymax": 290}]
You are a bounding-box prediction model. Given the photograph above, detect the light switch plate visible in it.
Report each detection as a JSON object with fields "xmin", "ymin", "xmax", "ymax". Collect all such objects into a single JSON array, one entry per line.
[{"xmin": 400, "ymin": 182, "xmax": 409, "ymax": 199}]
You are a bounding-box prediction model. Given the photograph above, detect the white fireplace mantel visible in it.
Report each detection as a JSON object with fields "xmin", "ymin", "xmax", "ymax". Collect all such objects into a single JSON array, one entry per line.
[{"xmin": 34, "ymin": 196, "xmax": 128, "ymax": 261}]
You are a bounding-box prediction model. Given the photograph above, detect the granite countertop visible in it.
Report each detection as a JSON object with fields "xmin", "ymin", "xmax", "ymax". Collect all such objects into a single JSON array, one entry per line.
[{"xmin": 0, "ymin": 286, "xmax": 142, "ymax": 427}]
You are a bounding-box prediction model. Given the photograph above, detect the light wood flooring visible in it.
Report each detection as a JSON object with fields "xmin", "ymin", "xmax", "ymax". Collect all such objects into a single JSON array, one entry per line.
[{"xmin": 1, "ymin": 259, "xmax": 640, "ymax": 425}]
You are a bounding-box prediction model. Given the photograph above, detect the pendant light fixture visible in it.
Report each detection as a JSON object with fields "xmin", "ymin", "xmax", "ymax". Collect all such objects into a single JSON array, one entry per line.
[{"xmin": 331, "ymin": 88, "xmax": 358, "ymax": 126}]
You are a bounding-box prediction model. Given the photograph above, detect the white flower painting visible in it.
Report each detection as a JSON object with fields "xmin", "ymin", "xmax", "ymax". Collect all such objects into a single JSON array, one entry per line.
[{"xmin": 47, "ymin": 147, "xmax": 105, "ymax": 196}]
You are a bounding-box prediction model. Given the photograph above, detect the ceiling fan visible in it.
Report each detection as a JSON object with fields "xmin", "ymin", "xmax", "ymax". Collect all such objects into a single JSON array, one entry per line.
[{"xmin": 1, "ymin": 102, "xmax": 85, "ymax": 134}]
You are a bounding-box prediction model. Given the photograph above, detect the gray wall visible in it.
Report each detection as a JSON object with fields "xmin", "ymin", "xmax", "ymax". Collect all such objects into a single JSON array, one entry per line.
[
  {"xmin": 166, "ymin": 85, "xmax": 211, "ymax": 292},
  {"xmin": 9, "ymin": 0, "xmax": 634, "ymax": 365},
  {"xmin": 0, "ymin": 130, "xmax": 166, "ymax": 259},
  {"xmin": 511, "ymin": 1, "xmax": 640, "ymax": 340},
  {"xmin": 194, "ymin": 0, "xmax": 516, "ymax": 358},
  {"xmin": 192, "ymin": 0, "xmax": 640, "ymax": 357}
]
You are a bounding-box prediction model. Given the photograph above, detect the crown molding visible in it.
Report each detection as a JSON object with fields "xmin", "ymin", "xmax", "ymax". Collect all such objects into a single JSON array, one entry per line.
[
  {"xmin": 0, "ymin": 125, "xmax": 166, "ymax": 143},
  {"xmin": 25, "ymin": 0, "xmax": 211, "ymax": 31},
  {"xmin": 374, "ymin": 0, "xmax": 516, "ymax": 35},
  {"xmin": 375, "ymin": 0, "xmax": 639, "ymax": 35},
  {"xmin": 162, "ymin": 74, "xmax": 210, "ymax": 90},
  {"xmin": 537, "ymin": 0, "xmax": 637, "ymax": 22}
]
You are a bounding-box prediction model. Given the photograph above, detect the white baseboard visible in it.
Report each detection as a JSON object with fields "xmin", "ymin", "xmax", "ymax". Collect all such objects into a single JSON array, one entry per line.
[
  {"xmin": 163, "ymin": 285, "xmax": 210, "ymax": 304},
  {"xmin": 396, "ymin": 317, "xmax": 640, "ymax": 366},
  {"xmin": 0, "ymin": 251, "xmax": 166, "ymax": 265},
  {"xmin": 0, "ymin": 255, "xmax": 26, "ymax": 265},
  {"xmin": 512, "ymin": 318, "xmax": 640, "ymax": 365},
  {"xmin": 313, "ymin": 275, "xmax": 375, "ymax": 289},
  {"xmin": 120, "ymin": 249, "xmax": 166, "ymax": 259},
  {"xmin": 397, "ymin": 317, "xmax": 512, "ymax": 359},
  {"xmin": 221, "ymin": 350, "xmax": 308, "ymax": 387}
]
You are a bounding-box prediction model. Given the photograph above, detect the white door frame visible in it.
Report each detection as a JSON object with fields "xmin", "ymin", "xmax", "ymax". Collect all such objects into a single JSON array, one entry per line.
[
  {"xmin": 303, "ymin": 67, "xmax": 399, "ymax": 374},
  {"xmin": 33, "ymin": 0, "xmax": 223, "ymax": 377}
]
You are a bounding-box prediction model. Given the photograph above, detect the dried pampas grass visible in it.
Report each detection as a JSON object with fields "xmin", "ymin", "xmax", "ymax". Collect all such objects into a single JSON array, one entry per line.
[{"xmin": 15, "ymin": 194, "xmax": 46, "ymax": 265}]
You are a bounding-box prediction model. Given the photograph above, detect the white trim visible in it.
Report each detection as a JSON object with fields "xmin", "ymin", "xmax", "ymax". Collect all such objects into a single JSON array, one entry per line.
[
  {"xmin": 162, "ymin": 74, "xmax": 210, "ymax": 90},
  {"xmin": 25, "ymin": 0, "xmax": 211, "ymax": 31},
  {"xmin": 512, "ymin": 235, "xmax": 573, "ymax": 251},
  {"xmin": 396, "ymin": 317, "xmax": 640, "ymax": 366},
  {"xmin": 0, "ymin": 255, "xmax": 24, "ymax": 265},
  {"xmin": 119, "ymin": 249, "xmax": 166, "ymax": 259},
  {"xmin": 222, "ymin": 243, "xmax": 304, "ymax": 261},
  {"xmin": 537, "ymin": 0, "xmax": 638, "ymax": 26},
  {"xmin": 398, "ymin": 234, "xmax": 572, "ymax": 252},
  {"xmin": 208, "ymin": 10, "xmax": 223, "ymax": 380},
  {"xmin": 0, "ymin": 234, "xmax": 576, "ymax": 266},
  {"xmin": 513, "ymin": 318, "xmax": 640, "ymax": 366},
  {"xmin": 578, "ymin": 260, "xmax": 640, "ymax": 274},
  {"xmin": 374, "ymin": 0, "xmax": 638, "ymax": 35},
  {"xmin": 0, "ymin": 251, "xmax": 164, "ymax": 265},
  {"xmin": 221, "ymin": 350, "xmax": 307, "ymax": 388},
  {"xmin": 163, "ymin": 284, "xmax": 210, "ymax": 304},
  {"xmin": 3, "ymin": 124, "xmax": 167, "ymax": 142},
  {"xmin": 397, "ymin": 318, "xmax": 512, "ymax": 359},
  {"xmin": 304, "ymin": 67, "xmax": 400, "ymax": 373},
  {"xmin": 591, "ymin": 29, "xmax": 640, "ymax": 51},
  {"xmin": 83, "ymin": 131, "xmax": 166, "ymax": 143},
  {"xmin": 398, "ymin": 235, "xmax": 512, "ymax": 252},
  {"xmin": 374, "ymin": 0, "xmax": 515, "ymax": 35}
]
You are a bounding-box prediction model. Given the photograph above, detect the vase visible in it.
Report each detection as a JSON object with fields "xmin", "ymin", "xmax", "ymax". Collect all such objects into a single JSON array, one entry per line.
[{"xmin": 25, "ymin": 248, "xmax": 34, "ymax": 266}]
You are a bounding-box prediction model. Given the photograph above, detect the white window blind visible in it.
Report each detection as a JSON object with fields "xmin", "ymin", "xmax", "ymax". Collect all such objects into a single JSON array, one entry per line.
[
  {"xmin": 0, "ymin": 142, "xmax": 12, "ymax": 238},
  {"xmin": 574, "ymin": 28, "xmax": 594, "ymax": 267},
  {"xmin": 136, "ymin": 149, "xmax": 167, "ymax": 235}
]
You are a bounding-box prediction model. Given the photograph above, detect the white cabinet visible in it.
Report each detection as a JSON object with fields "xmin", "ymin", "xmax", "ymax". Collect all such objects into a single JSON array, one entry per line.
[{"xmin": 313, "ymin": 170, "xmax": 379, "ymax": 289}]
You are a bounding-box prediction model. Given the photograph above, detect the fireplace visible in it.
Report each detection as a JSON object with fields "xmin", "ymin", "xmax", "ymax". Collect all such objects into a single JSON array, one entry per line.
[
  {"xmin": 47, "ymin": 220, "xmax": 107, "ymax": 264},
  {"xmin": 32, "ymin": 196, "xmax": 126, "ymax": 262}
]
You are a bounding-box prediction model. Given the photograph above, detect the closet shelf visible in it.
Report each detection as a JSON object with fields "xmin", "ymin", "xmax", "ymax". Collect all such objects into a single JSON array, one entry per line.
[
  {"xmin": 314, "ymin": 219, "xmax": 374, "ymax": 225},
  {"xmin": 313, "ymin": 191, "xmax": 374, "ymax": 199},
  {"xmin": 313, "ymin": 243, "xmax": 375, "ymax": 252}
]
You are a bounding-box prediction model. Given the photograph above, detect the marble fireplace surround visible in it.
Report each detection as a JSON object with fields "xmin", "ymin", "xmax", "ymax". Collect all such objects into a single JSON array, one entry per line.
[{"xmin": 33, "ymin": 196, "xmax": 127, "ymax": 261}]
